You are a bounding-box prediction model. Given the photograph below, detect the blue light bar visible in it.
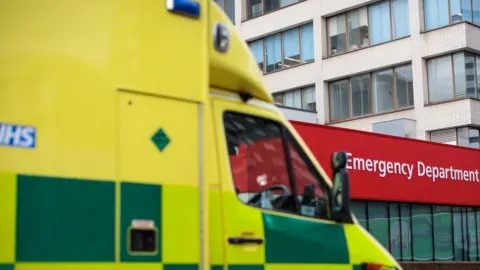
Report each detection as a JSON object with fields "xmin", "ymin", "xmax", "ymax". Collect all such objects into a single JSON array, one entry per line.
[{"xmin": 166, "ymin": 0, "xmax": 200, "ymax": 18}]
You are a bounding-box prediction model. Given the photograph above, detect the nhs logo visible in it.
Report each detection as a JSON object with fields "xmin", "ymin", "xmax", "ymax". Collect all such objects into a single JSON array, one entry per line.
[{"xmin": 0, "ymin": 123, "xmax": 36, "ymax": 149}]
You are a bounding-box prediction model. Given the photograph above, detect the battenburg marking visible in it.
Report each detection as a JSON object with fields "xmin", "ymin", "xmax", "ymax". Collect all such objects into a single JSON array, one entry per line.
[{"xmin": 0, "ymin": 122, "xmax": 36, "ymax": 148}]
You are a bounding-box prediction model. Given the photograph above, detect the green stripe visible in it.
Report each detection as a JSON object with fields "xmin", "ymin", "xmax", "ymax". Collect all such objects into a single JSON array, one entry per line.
[
  {"xmin": 263, "ymin": 213, "xmax": 349, "ymax": 264},
  {"xmin": 16, "ymin": 175, "xmax": 115, "ymax": 262},
  {"xmin": 0, "ymin": 264, "xmax": 14, "ymax": 270},
  {"xmin": 120, "ymin": 182, "xmax": 161, "ymax": 262}
]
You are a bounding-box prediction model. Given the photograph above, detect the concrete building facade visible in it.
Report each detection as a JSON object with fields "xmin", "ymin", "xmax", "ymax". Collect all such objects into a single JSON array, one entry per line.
[{"xmin": 215, "ymin": 0, "xmax": 480, "ymax": 149}]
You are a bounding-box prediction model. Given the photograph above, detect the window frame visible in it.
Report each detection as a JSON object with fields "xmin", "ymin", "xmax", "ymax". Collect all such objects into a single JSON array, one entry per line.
[
  {"xmin": 426, "ymin": 51, "xmax": 480, "ymax": 104},
  {"xmin": 272, "ymin": 85, "xmax": 317, "ymax": 112},
  {"xmin": 326, "ymin": 0, "xmax": 411, "ymax": 57},
  {"xmin": 248, "ymin": 23, "xmax": 315, "ymax": 75},
  {"xmin": 328, "ymin": 63, "xmax": 414, "ymax": 122},
  {"xmin": 243, "ymin": 0, "xmax": 307, "ymax": 21},
  {"xmin": 423, "ymin": 0, "xmax": 479, "ymax": 32},
  {"xmin": 222, "ymin": 110, "xmax": 332, "ymax": 220}
]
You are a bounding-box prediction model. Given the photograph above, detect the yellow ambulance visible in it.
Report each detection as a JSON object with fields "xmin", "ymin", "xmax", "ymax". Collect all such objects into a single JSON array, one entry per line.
[{"xmin": 0, "ymin": 1, "xmax": 401, "ymax": 270}]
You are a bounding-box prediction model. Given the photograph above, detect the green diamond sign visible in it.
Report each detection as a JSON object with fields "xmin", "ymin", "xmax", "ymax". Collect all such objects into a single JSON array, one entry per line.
[{"xmin": 151, "ymin": 128, "xmax": 171, "ymax": 152}]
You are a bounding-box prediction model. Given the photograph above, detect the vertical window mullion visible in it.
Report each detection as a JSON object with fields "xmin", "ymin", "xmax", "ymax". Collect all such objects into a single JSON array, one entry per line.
[
  {"xmin": 387, "ymin": 203, "xmax": 392, "ymax": 253},
  {"xmin": 475, "ymin": 208, "xmax": 479, "ymax": 261},
  {"xmin": 299, "ymin": 26, "xmax": 303, "ymax": 63},
  {"xmin": 370, "ymin": 72, "xmax": 374, "ymax": 114},
  {"xmin": 472, "ymin": 0, "xmax": 475, "ymax": 22},
  {"xmin": 345, "ymin": 13, "xmax": 349, "ymax": 52},
  {"xmin": 475, "ymin": 56, "xmax": 479, "ymax": 98},
  {"xmin": 348, "ymin": 78, "xmax": 352, "ymax": 118},
  {"xmin": 280, "ymin": 32, "xmax": 284, "ymax": 70},
  {"xmin": 326, "ymin": 17, "xmax": 331, "ymax": 57},
  {"xmin": 467, "ymin": 208, "xmax": 471, "ymax": 261},
  {"xmin": 262, "ymin": 39, "xmax": 266, "ymax": 74},
  {"xmin": 431, "ymin": 205, "xmax": 436, "ymax": 261},
  {"xmin": 448, "ymin": 0, "xmax": 452, "ymax": 24},
  {"xmin": 409, "ymin": 204, "xmax": 413, "ymax": 261},
  {"xmin": 393, "ymin": 67, "xmax": 397, "ymax": 110},
  {"xmin": 399, "ymin": 205, "xmax": 404, "ymax": 261},
  {"xmin": 389, "ymin": 0, "xmax": 394, "ymax": 41},
  {"xmin": 451, "ymin": 54, "xmax": 456, "ymax": 99},
  {"xmin": 461, "ymin": 208, "xmax": 465, "ymax": 261},
  {"xmin": 451, "ymin": 206, "xmax": 455, "ymax": 261}
]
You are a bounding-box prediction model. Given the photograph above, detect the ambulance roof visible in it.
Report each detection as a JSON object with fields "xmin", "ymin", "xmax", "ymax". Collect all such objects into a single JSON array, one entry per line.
[{"xmin": 208, "ymin": 2, "xmax": 273, "ymax": 103}]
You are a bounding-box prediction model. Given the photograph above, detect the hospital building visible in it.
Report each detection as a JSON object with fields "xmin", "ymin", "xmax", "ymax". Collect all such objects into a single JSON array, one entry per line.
[{"xmin": 215, "ymin": 0, "xmax": 480, "ymax": 267}]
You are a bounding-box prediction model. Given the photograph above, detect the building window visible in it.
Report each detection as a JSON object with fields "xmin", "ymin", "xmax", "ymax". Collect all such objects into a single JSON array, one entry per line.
[
  {"xmin": 368, "ymin": 202, "xmax": 390, "ymax": 249},
  {"xmin": 427, "ymin": 52, "xmax": 479, "ymax": 103},
  {"xmin": 273, "ymin": 85, "xmax": 316, "ymax": 111},
  {"xmin": 244, "ymin": 0, "xmax": 306, "ymax": 20},
  {"xmin": 214, "ymin": 0, "xmax": 235, "ymax": 23},
  {"xmin": 248, "ymin": 23, "xmax": 314, "ymax": 74},
  {"xmin": 329, "ymin": 64, "xmax": 413, "ymax": 122},
  {"xmin": 389, "ymin": 203, "xmax": 402, "ymax": 260},
  {"xmin": 433, "ymin": 205, "xmax": 454, "ymax": 261},
  {"xmin": 327, "ymin": 0, "xmax": 410, "ymax": 56},
  {"xmin": 412, "ymin": 204, "xmax": 434, "ymax": 261},
  {"xmin": 351, "ymin": 200, "xmax": 480, "ymax": 262},
  {"xmin": 457, "ymin": 127, "xmax": 480, "ymax": 148},
  {"xmin": 350, "ymin": 74, "xmax": 371, "ymax": 117},
  {"xmin": 430, "ymin": 126, "xmax": 480, "ymax": 148},
  {"xmin": 249, "ymin": 40, "xmax": 264, "ymax": 71},
  {"xmin": 424, "ymin": 0, "xmax": 480, "ymax": 31},
  {"xmin": 427, "ymin": 52, "xmax": 480, "ymax": 103}
]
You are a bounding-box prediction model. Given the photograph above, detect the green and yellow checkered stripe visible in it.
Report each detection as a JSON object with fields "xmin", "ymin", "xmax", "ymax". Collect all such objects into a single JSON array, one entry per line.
[
  {"xmin": 0, "ymin": 172, "xmax": 200, "ymax": 270},
  {"xmin": 217, "ymin": 192, "xmax": 352, "ymax": 270},
  {"xmin": 0, "ymin": 172, "xmax": 398, "ymax": 270},
  {"xmin": 214, "ymin": 192, "xmax": 399, "ymax": 270}
]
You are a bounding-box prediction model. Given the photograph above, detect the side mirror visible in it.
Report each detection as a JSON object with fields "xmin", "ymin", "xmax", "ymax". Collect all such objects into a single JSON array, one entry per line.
[{"xmin": 330, "ymin": 151, "xmax": 353, "ymax": 223}]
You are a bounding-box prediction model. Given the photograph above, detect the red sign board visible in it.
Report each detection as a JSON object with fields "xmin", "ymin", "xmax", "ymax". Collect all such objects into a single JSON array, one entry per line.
[{"xmin": 292, "ymin": 121, "xmax": 480, "ymax": 206}]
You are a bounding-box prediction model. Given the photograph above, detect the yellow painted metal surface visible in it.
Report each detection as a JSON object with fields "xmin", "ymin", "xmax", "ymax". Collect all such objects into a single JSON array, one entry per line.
[
  {"xmin": 208, "ymin": 3, "xmax": 273, "ymax": 103},
  {"xmin": 117, "ymin": 91, "xmax": 199, "ymax": 186},
  {"xmin": 0, "ymin": 172, "xmax": 16, "ymax": 264}
]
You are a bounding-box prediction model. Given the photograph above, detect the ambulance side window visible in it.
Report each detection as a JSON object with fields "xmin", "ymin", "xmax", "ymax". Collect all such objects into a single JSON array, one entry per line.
[
  {"xmin": 286, "ymin": 133, "xmax": 329, "ymax": 219},
  {"xmin": 223, "ymin": 111, "xmax": 329, "ymax": 219},
  {"xmin": 224, "ymin": 111, "xmax": 297, "ymax": 214}
]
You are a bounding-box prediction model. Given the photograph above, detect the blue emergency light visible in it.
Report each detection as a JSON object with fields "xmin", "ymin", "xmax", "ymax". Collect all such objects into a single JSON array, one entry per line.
[{"xmin": 166, "ymin": 0, "xmax": 200, "ymax": 18}]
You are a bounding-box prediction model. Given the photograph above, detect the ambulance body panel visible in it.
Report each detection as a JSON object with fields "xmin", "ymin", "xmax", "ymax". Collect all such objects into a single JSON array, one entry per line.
[{"xmin": 0, "ymin": 1, "xmax": 401, "ymax": 270}]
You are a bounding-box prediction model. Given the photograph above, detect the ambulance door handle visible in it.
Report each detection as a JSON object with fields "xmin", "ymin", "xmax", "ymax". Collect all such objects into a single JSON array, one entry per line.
[{"xmin": 228, "ymin": 237, "xmax": 264, "ymax": 245}]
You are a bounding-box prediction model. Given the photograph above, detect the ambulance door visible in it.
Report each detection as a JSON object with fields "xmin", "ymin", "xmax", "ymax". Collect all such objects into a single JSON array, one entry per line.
[{"xmin": 211, "ymin": 92, "xmax": 352, "ymax": 269}]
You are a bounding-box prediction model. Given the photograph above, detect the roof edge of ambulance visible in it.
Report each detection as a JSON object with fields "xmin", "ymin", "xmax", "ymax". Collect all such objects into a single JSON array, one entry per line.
[{"xmin": 208, "ymin": 2, "xmax": 273, "ymax": 104}]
